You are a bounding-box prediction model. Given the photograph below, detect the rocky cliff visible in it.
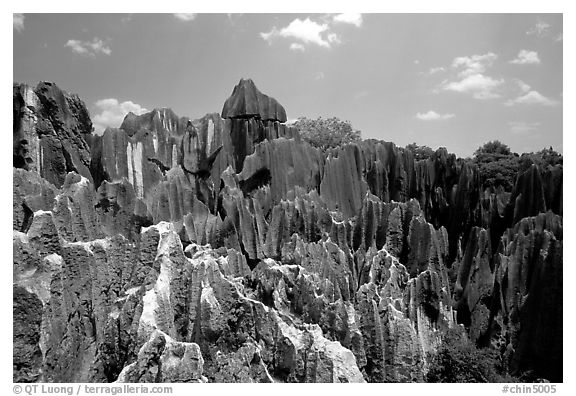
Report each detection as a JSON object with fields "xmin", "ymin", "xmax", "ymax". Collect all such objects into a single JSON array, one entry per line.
[
  {"xmin": 13, "ymin": 79, "xmax": 563, "ymax": 383},
  {"xmin": 13, "ymin": 82, "xmax": 93, "ymax": 188}
]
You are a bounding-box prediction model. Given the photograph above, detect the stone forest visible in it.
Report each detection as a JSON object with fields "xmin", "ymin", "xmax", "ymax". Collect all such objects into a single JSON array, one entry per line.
[{"xmin": 13, "ymin": 79, "xmax": 562, "ymax": 383}]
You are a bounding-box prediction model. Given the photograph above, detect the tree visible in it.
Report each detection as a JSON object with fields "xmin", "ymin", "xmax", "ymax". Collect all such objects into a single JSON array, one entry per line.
[
  {"xmin": 471, "ymin": 142, "xmax": 562, "ymax": 191},
  {"xmin": 475, "ymin": 156, "xmax": 520, "ymax": 191},
  {"xmin": 519, "ymin": 147, "xmax": 563, "ymax": 172},
  {"xmin": 426, "ymin": 328, "xmax": 513, "ymax": 383},
  {"xmin": 474, "ymin": 140, "xmax": 511, "ymax": 157},
  {"xmin": 292, "ymin": 117, "xmax": 361, "ymax": 151},
  {"xmin": 405, "ymin": 142, "xmax": 435, "ymax": 161},
  {"xmin": 472, "ymin": 140, "xmax": 519, "ymax": 191}
]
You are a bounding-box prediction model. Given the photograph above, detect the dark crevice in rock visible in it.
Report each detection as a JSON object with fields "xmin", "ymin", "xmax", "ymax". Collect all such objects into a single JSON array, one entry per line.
[
  {"xmin": 147, "ymin": 157, "xmax": 171, "ymax": 175},
  {"xmin": 95, "ymin": 197, "xmax": 121, "ymax": 216},
  {"xmin": 239, "ymin": 168, "xmax": 271, "ymax": 196},
  {"xmin": 20, "ymin": 204, "xmax": 34, "ymax": 233}
]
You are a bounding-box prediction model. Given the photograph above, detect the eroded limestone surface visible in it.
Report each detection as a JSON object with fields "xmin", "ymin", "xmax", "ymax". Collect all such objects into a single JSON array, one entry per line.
[{"xmin": 13, "ymin": 79, "xmax": 563, "ymax": 383}]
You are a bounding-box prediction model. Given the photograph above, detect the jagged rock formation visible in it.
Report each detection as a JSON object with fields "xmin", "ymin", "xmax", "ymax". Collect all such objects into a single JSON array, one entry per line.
[
  {"xmin": 13, "ymin": 79, "xmax": 563, "ymax": 383},
  {"xmin": 453, "ymin": 227, "xmax": 494, "ymax": 342},
  {"xmin": 13, "ymin": 82, "xmax": 93, "ymax": 187},
  {"xmin": 116, "ymin": 330, "xmax": 206, "ymax": 383},
  {"xmin": 493, "ymin": 212, "xmax": 563, "ymax": 381},
  {"xmin": 221, "ymin": 78, "xmax": 287, "ymax": 122},
  {"xmin": 13, "ymin": 168, "xmax": 58, "ymax": 232}
]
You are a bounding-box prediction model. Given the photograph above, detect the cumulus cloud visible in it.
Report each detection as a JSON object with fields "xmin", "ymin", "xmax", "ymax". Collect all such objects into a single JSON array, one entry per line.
[
  {"xmin": 427, "ymin": 66, "xmax": 445, "ymax": 75},
  {"xmin": 505, "ymin": 91, "xmax": 559, "ymax": 107},
  {"xmin": 332, "ymin": 13, "xmax": 363, "ymax": 27},
  {"xmin": 527, "ymin": 20, "xmax": 551, "ymax": 37},
  {"xmin": 261, "ymin": 15, "xmax": 362, "ymax": 50},
  {"xmin": 92, "ymin": 98, "xmax": 148, "ymax": 134},
  {"xmin": 508, "ymin": 121, "xmax": 541, "ymax": 135},
  {"xmin": 261, "ymin": 18, "xmax": 338, "ymax": 48},
  {"xmin": 65, "ymin": 38, "xmax": 111, "ymax": 57},
  {"xmin": 13, "ymin": 13, "xmax": 25, "ymax": 32},
  {"xmin": 290, "ymin": 43, "xmax": 306, "ymax": 52},
  {"xmin": 173, "ymin": 13, "xmax": 197, "ymax": 21},
  {"xmin": 510, "ymin": 50, "xmax": 540, "ymax": 65},
  {"xmin": 440, "ymin": 53, "xmax": 503, "ymax": 99},
  {"xmin": 515, "ymin": 79, "xmax": 532, "ymax": 94},
  {"xmin": 326, "ymin": 32, "xmax": 341, "ymax": 45},
  {"xmin": 451, "ymin": 53, "xmax": 498, "ymax": 77},
  {"xmin": 505, "ymin": 80, "xmax": 559, "ymax": 107},
  {"xmin": 443, "ymin": 74, "xmax": 504, "ymax": 100},
  {"xmin": 415, "ymin": 111, "xmax": 455, "ymax": 121}
]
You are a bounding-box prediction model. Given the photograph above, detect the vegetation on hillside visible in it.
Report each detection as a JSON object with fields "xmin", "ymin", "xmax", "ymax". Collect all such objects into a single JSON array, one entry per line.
[
  {"xmin": 472, "ymin": 140, "xmax": 562, "ymax": 191},
  {"xmin": 426, "ymin": 328, "xmax": 515, "ymax": 383},
  {"xmin": 405, "ymin": 142, "xmax": 436, "ymax": 161}
]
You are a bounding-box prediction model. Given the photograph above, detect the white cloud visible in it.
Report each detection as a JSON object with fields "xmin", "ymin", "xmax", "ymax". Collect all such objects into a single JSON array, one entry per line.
[
  {"xmin": 527, "ymin": 20, "xmax": 551, "ymax": 37},
  {"xmin": 555, "ymin": 33, "xmax": 563, "ymax": 42},
  {"xmin": 13, "ymin": 13, "xmax": 25, "ymax": 32},
  {"xmin": 508, "ymin": 121, "xmax": 541, "ymax": 135},
  {"xmin": 510, "ymin": 50, "xmax": 540, "ymax": 65},
  {"xmin": 173, "ymin": 13, "xmax": 197, "ymax": 22},
  {"xmin": 332, "ymin": 13, "xmax": 363, "ymax": 27},
  {"xmin": 92, "ymin": 98, "xmax": 148, "ymax": 134},
  {"xmin": 315, "ymin": 71, "xmax": 325, "ymax": 80},
  {"xmin": 505, "ymin": 91, "xmax": 559, "ymax": 107},
  {"xmin": 65, "ymin": 38, "xmax": 111, "ymax": 57},
  {"xmin": 516, "ymin": 79, "xmax": 532, "ymax": 94},
  {"xmin": 290, "ymin": 43, "xmax": 306, "ymax": 52},
  {"xmin": 261, "ymin": 18, "xmax": 338, "ymax": 48},
  {"xmin": 440, "ymin": 53, "xmax": 503, "ymax": 99},
  {"xmin": 415, "ymin": 111, "xmax": 455, "ymax": 121},
  {"xmin": 327, "ymin": 32, "xmax": 341, "ymax": 45},
  {"xmin": 452, "ymin": 53, "xmax": 498, "ymax": 77},
  {"xmin": 443, "ymin": 74, "xmax": 504, "ymax": 99},
  {"xmin": 428, "ymin": 66, "xmax": 445, "ymax": 75},
  {"xmin": 261, "ymin": 15, "xmax": 361, "ymax": 50},
  {"xmin": 506, "ymin": 80, "xmax": 559, "ymax": 107}
]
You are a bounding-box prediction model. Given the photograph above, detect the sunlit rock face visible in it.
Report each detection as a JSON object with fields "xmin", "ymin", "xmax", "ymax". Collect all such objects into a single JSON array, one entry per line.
[
  {"xmin": 13, "ymin": 82, "xmax": 93, "ymax": 188},
  {"xmin": 13, "ymin": 80, "xmax": 562, "ymax": 383}
]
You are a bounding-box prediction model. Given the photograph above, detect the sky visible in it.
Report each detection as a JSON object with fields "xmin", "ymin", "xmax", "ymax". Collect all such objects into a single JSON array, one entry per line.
[{"xmin": 13, "ymin": 13, "xmax": 563, "ymax": 157}]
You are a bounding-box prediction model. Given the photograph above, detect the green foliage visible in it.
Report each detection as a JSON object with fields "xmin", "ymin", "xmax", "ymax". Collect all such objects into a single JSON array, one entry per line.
[
  {"xmin": 293, "ymin": 116, "xmax": 361, "ymax": 151},
  {"xmin": 474, "ymin": 140, "xmax": 511, "ymax": 156},
  {"xmin": 471, "ymin": 142, "xmax": 563, "ymax": 191},
  {"xmin": 518, "ymin": 147, "xmax": 563, "ymax": 172},
  {"xmin": 405, "ymin": 142, "xmax": 435, "ymax": 161},
  {"xmin": 474, "ymin": 155, "xmax": 520, "ymax": 191},
  {"xmin": 472, "ymin": 141, "xmax": 518, "ymax": 191},
  {"xmin": 426, "ymin": 328, "xmax": 511, "ymax": 383}
]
